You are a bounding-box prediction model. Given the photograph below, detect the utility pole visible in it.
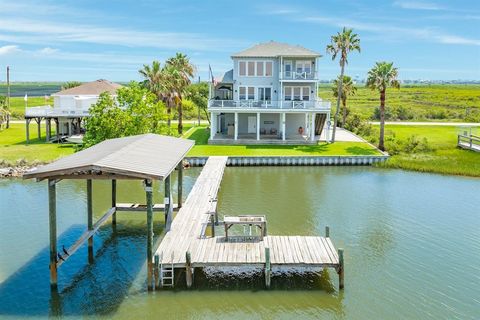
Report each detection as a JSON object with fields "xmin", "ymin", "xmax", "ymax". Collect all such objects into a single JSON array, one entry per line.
[{"xmin": 6, "ymin": 66, "xmax": 10, "ymax": 128}]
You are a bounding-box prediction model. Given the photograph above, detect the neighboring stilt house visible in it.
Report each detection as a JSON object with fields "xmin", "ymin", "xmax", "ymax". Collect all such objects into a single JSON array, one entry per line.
[{"xmin": 24, "ymin": 79, "xmax": 122, "ymax": 143}]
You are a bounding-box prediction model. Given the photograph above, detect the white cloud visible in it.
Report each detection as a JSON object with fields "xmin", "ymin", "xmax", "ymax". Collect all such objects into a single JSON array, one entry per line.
[
  {"xmin": 0, "ymin": 45, "xmax": 21, "ymax": 55},
  {"xmin": 266, "ymin": 8, "xmax": 480, "ymax": 47},
  {"xmin": 393, "ymin": 1, "xmax": 445, "ymax": 10},
  {"xmin": 38, "ymin": 47, "xmax": 58, "ymax": 55},
  {"xmin": 0, "ymin": 18, "xmax": 246, "ymax": 52}
]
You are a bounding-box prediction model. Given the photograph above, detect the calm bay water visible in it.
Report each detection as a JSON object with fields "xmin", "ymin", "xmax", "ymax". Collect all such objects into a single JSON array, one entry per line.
[{"xmin": 0, "ymin": 167, "xmax": 479, "ymax": 319}]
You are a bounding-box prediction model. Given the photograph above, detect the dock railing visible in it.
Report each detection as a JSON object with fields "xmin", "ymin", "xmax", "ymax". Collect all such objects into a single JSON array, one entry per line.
[{"xmin": 457, "ymin": 134, "xmax": 480, "ymax": 151}]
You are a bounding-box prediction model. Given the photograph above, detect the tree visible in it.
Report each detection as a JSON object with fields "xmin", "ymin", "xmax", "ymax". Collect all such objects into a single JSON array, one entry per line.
[
  {"xmin": 139, "ymin": 54, "xmax": 196, "ymax": 135},
  {"xmin": 186, "ymin": 82, "xmax": 209, "ymax": 124},
  {"xmin": 326, "ymin": 27, "xmax": 361, "ymax": 142},
  {"xmin": 61, "ymin": 81, "xmax": 82, "ymax": 90},
  {"xmin": 332, "ymin": 75, "xmax": 357, "ymax": 127},
  {"xmin": 165, "ymin": 53, "xmax": 196, "ymax": 134},
  {"xmin": 83, "ymin": 82, "xmax": 168, "ymax": 148},
  {"xmin": 366, "ymin": 62, "xmax": 400, "ymax": 151}
]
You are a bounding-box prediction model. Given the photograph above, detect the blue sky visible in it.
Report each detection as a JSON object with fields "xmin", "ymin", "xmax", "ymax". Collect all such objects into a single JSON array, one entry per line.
[{"xmin": 1, "ymin": 0, "xmax": 479, "ymax": 81}]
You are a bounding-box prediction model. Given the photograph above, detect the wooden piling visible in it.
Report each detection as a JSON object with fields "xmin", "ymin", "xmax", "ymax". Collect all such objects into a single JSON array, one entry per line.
[
  {"xmin": 87, "ymin": 179, "xmax": 93, "ymax": 264},
  {"xmin": 145, "ymin": 179, "xmax": 154, "ymax": 291},
  {"xmin": 26, "ymin": 118, "xmax": 30, "ymax": 144},
  {"xmin": 111, "ymin": 179, "xmax": 117, "ymax": 227},
  {"xmin": 338, "ymin": 248, "xmax": 344, "ymax": 290},
  {"xmin": 186, "ymin": 251, "xmax": 193, "ymax": 288},
  {"xmin": 265, "ymin": 247, "xmax": 271, "ymax": 288},
  {"xmin": 210, "ymin": 213, "xmax": 215, "ymax": 237},
  {"xmin": 177, "ymin": 162, "xmax": 183, "ymax": 208},
  {"xmin": 46, "ymin": 118, "xmax": 51, "ymax": 142},
  {"xmin": 154, "ymin": 254, "xmax": 160, "ymax": 290},
  {"xmin": 164, "ymin": 175, "xmax": 172, "ymax": 231},
  {"xmin": 325, "ymin": 226, "xmax": 330, "ymax": 238},
  {"xmin": 48, "ymin": 179, "xmax": 57, "ymax": 289},
  {"xmin": 54, "ymin": 118, "xmax": 59, "ymax": 143},
  {"xmin": 35, "ymin": 117, "xmax": 41, "ymax": 139}
]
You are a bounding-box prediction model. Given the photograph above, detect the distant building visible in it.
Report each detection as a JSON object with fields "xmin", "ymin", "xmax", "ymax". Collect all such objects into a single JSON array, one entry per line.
[
  {"xmin": 25, "ymin": 79, "xmax": 122, "ymax": 142},
  {"xmin": 208, "ymin": 41, "xmax": 331, "ymax": 144}
]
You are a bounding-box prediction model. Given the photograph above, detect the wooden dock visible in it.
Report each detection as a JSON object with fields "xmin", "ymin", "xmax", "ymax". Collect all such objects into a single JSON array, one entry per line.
[{"xmin": 154, "ymin": 156, "xmax": 343, "ymax": 289}]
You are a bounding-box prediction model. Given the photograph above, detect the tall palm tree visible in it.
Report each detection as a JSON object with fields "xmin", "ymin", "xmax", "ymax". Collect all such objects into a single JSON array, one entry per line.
[
  {"xmin": 332, "ymin": 75, "xmax": 357, "ymax": 127},
  {"xmin": 165, "ymin": 53, "xmax": 196, "ymax": 134},
  {"xmin": 366, "ymin": 62, "xmax": 400, "ymax": 151},
  {"xmin": 139, "ymin": 61, "xmax": 175, "ymax": 129},
  {"xmin": 326, "ymin": 27, "xmax": 361, "ymax": 142}
]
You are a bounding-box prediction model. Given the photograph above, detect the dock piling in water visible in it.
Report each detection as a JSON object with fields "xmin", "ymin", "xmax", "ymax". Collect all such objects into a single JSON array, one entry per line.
[
  {"xmin": 338, "ymin": 248, "xmax": 344, "ymax": 290},
  {"xmin": 265, "ymin": 247, "xmax": 271, "ymax": 288}
]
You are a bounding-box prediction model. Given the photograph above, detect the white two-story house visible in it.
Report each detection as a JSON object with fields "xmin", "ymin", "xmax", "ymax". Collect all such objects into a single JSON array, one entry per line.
[
  {"xmin": 25, "ymin": 79, "xmax": 122, "ymax": 142},
  {"xmin": 208, "ymin": 41, "xmax": 331, "ymax": 144}
]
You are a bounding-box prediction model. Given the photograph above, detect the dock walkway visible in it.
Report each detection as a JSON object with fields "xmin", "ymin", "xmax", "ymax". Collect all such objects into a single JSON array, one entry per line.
[{"xmin": 154, "ymin": 156, "xmax": 342, "ymax": 288}]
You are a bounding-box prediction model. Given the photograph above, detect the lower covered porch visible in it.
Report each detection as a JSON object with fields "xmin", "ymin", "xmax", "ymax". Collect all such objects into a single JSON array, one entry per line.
[{"xmin": 209, "ymin": 111, "xmax": 330, "ymax": 145}]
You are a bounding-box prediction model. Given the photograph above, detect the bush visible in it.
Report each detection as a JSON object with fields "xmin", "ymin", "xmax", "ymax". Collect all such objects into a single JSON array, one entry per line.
[{"xmin": 385, "ymin": 134, "xmax": 433, "ymax": 155}]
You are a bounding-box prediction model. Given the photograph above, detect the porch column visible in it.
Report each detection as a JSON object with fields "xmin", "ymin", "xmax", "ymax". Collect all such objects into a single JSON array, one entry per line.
[
  {"xmin": 326, "ymin": 112, "xmax": 331, "ymax": 143},
  {"xmin": 282, "ymin": 113, "xmax": 286, "ymax": 141},
  {"xmin": 311, "ymin": 113, "xmax": 316, "ymax": 141},
  {"xmin": 68, "ymin": 120, "xmax": 72, "ymax": 136},
  {"xmin": 36, "ymin": 117, "xmax": 41, "ymax": 139},
  {"xmin": 234, "ymin": 112, "xmax": 238, "ymax": 140},
  {"xmin": 256, "ymin": 112, "xmax": 260, "ymax": 141},
  {"xmin": 210, "ymin": 112, "xmax": 215, "ymax": 139},
  {"xmin": 305, "ymin": 113, "xmax": 308, "ymax": 137}
]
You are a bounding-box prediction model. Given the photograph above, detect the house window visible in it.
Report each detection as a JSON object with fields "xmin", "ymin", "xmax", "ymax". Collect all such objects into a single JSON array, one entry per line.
[
  {"xmin": 296, "ymin": 61, "xmax": 312, "ymax": 75},
  {"xmin": 247, "ymin": 87, "xmax": 255, "ymax": 100},
  {"xmin": 239, "ymin": 61, "xmax": 246, "ymax": 76},
  {"xmin": 293, "ymin": 87, "xmax": 301, "ymax": 100},
  {"xmin": 247, "ymin": 62, "xmax": 255, "ymax": 76},
  {"xmin": 284, "ymin": 87, "xmax": 292, "ymax": 101},
  {"xmin": 302, "ymin": 86, "xmax": 310, "ymax": 100},
  {"xmin": 265, "ymin": 62, "xmax": 273, "ymax": 76},
  {"xmin": 256, "ymin": 62, "xmax": 264, "ymax": 76},
  {"xmin": 258, "ymin": 87, "xmax": 272, "ymax": 101},
  {"xmin": 239, "ymin": 87, "xmax": 246, "ymax": 100}
]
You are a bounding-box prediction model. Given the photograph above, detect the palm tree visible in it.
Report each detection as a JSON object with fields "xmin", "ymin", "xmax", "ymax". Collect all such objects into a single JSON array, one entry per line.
[
  {"xmin": 139, "ymin": 61, "xmax": 174, "ymax": 129},
  {"xmin": 326, "ymin": 27, "xmax": 361, "ymax": 142},
  {"xmin": 332, "ymin": 75, "xmax": 357, "ymax": 127},
  {"xmin": 165, "ymin": 53, "xmax": 196, "ymax": 134},
  {"xmin": 61, "ymin": 81, "xmax": 82, "ymax": 90},
  {"xmin": 366, "ymin": 62, "xmax": 400, "ymax": 151}
]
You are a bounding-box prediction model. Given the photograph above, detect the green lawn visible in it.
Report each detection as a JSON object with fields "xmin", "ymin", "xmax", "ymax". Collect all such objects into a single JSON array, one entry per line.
[
  {"xmin": 375, "ymin": 125, "xmax": 480, "ymax": 177},
  {"xmin": 0, "ymin": 123, "xmax": 75, "ymax": 165},
  {"xmin": 183, "ymin": 126, "xmax": 381, "ymax": 157}
]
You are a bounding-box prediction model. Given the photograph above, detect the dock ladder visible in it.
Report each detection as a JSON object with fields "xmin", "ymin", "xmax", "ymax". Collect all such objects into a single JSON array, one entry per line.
[{"xmin": 160, "ymin": 252, "xmax": 175, "ymax": 287}]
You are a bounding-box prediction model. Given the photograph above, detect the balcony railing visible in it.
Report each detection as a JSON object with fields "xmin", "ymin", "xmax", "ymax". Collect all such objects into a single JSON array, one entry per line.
[
  {"xmin": 208, "ymin": 100, "xmax": 331, "ymax": 110},
  {"xmin": 25, "ymin": 105, "xmax": 91, "ymax": 117},
  {"xmin": 279, "ymin": 71, "xmax": 318, "ymax": 80}
]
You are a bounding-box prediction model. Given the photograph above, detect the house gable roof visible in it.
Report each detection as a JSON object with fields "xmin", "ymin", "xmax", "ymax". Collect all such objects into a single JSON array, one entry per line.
[
  {"xmin": 231, "ymin": 41, "xmax": 321, "ymax": 58},
  {"xmin": 54, "ymin": 79, "xmax": 123, "ymax": 96}
]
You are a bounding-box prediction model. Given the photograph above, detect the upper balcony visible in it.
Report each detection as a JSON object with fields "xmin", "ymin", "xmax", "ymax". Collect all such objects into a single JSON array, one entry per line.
[
  {"xmin": 279, "ymin": 71, "xmax": 318, "ymax": 81},
  {"xmin": 208, "ymin": 99, "xmax": 331, "ymax": 111},
  {"xmin": 25, "ymin": 105, "xmax": 90, "ymax": 118}
]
